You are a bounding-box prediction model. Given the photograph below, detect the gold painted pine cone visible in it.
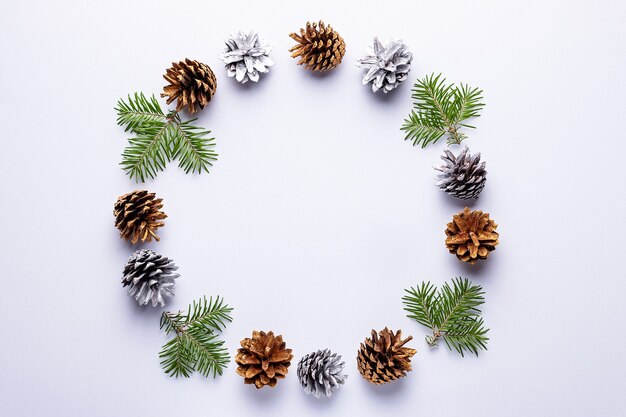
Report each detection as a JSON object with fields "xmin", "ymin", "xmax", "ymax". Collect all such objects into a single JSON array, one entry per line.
[
  {"xmin": 235, "ymin": 330, "xmax": 293, "ymax": 389},
  {"xmin": 289, "ymin": 21, "xmax": 346, "ymax": 71},
  {"xmin": 114, "ymin": 190, "xmax": 166, "ymax": 244},
  {"xmin": 161, "ymin": 58, "xmax": 217, "ymax": 115},
  {"xmin": 357, "ymin": 328, "xmax": 416, "ymax": 385},
  {"xmin": 445, "ymin": 207, "xmax": 499, "ymax": 264}
]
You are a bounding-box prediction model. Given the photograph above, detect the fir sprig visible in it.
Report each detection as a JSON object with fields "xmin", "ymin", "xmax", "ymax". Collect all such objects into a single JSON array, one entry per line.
[
  {"xmin": 159, "ymin": 296, "xmax": 233, "ymax": 378},
  {"xmin": 116, "ymin": 92, "xmax": 165, "ymax": 132},
  {"xmin": 115, "ymin": 92, "xmax": 217, "ymax": 182},
  {"xmin": 401, "ymin": 73, "xmax": 485, "ymax": 148},
  {"xmin": 402, "ymin": 277, "xmax": 489, "ymax": 356}
]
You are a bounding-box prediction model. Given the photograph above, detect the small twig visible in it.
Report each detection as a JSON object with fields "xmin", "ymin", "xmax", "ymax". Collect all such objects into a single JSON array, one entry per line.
[{"xmin": 426, "ymin": 330, "xmax": 441, "ymax": 347}]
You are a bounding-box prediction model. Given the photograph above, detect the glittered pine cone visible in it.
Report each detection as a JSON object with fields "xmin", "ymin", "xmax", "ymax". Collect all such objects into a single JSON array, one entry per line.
[
  {"xmin": 297, "ymin": 349, "xmax": 347, "ymax": 398},
  {"xmin": 357, "ymin": 328, "xmax": 416, "ymax": 385},
  {"xmin": 289, "ymin": 21, "xmax": 346, "ymax": 71},
  {"xmin": 357, "ymin": 37, "xmax": 412, "ymax": 93},
  {"xmin": 161, "ymin": 58, "xmax": 217, "ymax": 114},
  {"xmin": 435, "ymin": 147, "xmax": 487, "ymax": 200},
  {"xmin": 122, "ymin": 249, "xmax": 179, "ymax": 307},
  {"xmin": 235, "ymin": 330, "xmax": 293, "ymax": 388},
  {"xmin": 219, "ymin": 30, "xmax": 274, "ymax": 84},
  {"xmin": 114, "ymin": 190, "xmax": 166, "ymax": 244},
  {"xmin": 445, "ymin": 207, "xmax": 499, "ymax": 264}
]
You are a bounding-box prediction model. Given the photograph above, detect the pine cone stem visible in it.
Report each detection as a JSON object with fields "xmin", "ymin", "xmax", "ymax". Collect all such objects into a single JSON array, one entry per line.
[
  {"xmin": 426, "ymin": 331, "xmax": 441, "ymax": 347},
  {"xmin": 164, "ymin": 311, "xmax": 186, "ymax": 334},
  {"xmin": 166, "ymin": 111, "xmax": 178, "ymax": 123}
]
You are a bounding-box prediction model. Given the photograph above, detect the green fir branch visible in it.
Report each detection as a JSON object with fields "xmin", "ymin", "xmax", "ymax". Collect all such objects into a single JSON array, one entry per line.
[
  {"xmin": 159, "ymin": 308, "xmax": 184, "ymax": 335},
  {"xmin": 184, "ymin": 328, "xmax": 230, "ymax": 378},
  {"xmin": 451, "ymin": 83, "xmax": 484, "ymax": 128},
  {"xmin": 115, "ymin": 92, "xmax": 166, "ymax": 133},
  {"xmin": 403, "ymin": 277, "xmax": 489, "ymax": 356},
  {"xmin": 401, "ymin": 73, "xmax": 485, "ymax": 148},
  {"xmin": 402, "ymin": 111, "xmax": 447, "ymax": 148},
  {"xmin": 171, "ymin": 119, "xmax": 217, "ymax": 175},
  {"xmin": 159, "ymin": 296, "xmax": 233, "ymax": 378},
  {"xmin": 402, "ymin": 281, "xmax": 438, "ymax": 330},
  {"xmin": 115, "ymin": 92, "xmax": 218, "ymax": 182},
  {"xmin": 120, "ymin": 119, "xmax": 175, "ymax": 182},
  {"xmin": 181, "ymin": 296, "xmax": 233, "ymax": 333},
  {"xmin": 434, "ymin": 277, "xmax": 484, "ymax": 333},
  {"xmin": 159, "ymin": 334, "xmax": 195, "ymax": 378},
  {"xmin": 442, "ymin": 316, "xmax": 489, "ymax": 356}
]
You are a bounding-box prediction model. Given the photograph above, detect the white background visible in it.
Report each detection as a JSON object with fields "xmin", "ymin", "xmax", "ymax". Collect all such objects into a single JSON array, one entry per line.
[{"xmin": 1, "ymin": 0, "xmax": 625, "ymax": 416}]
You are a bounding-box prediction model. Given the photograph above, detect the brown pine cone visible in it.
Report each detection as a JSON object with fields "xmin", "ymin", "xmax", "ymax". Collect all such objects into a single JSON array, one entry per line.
[
  {"xmin": 161, "ymin": 58, "xmax": 217, "ymax": 115},
  {"xmin": 113, "ymin": 190, "xmax": 166, "ymax": 244},
  {"xmin": 357, "ymin": 328, "xmax": 416, "ymax": 385},
  {"xmin": 235, "ymin": 330, "xmax": 293, "ymax": 389},
  {"xmin": 445, "ymin": 207, "xmax": 499, "ymax": 264},
  {"xmin": 289, "ymin": 21, "xmax": 346, "ymax": 71}
]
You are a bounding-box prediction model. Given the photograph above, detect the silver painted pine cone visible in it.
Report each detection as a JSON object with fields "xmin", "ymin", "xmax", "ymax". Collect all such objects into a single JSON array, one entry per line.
[
  {"xmin": 297, "ymin": 349, "xmax": 347, "ymax": 398},
  {"xmin": 357, "ymin": 38, "xmax": 412, "ymax": 93},
  {"xmin": 219, "ymin": 30, "xmax": 274, "ymax": 84},
  {"xmin": 122, "ymin": 249, "xmax": 179, "ymax": 307},
  {"xmin": 435, "ymin": 147, "xmax": 487, "ymax": 200}
]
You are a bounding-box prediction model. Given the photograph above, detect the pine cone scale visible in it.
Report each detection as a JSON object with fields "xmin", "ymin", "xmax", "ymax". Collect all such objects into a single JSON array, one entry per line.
[
  {"xmin": 245, "ymin": 367, "xmax": 262, "ymax": 378},
  {"xmin": 478, "ymin": 232, "xmax": 498, "ymax": 242},
  {"xmin": 446, "ymin": 233, "xmax": 468, "ymax": 245}
]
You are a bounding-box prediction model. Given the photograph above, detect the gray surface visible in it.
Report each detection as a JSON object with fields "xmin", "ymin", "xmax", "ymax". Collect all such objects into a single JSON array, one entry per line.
[{"xmin": 1, "ymin": 0, "xmax": 625, "ymax": 416}]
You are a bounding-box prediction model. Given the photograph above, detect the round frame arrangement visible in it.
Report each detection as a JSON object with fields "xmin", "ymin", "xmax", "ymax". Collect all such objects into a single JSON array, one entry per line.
[{"xmin": 113, "ymin": 20, "xmax": 500, "ymax": 397}]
